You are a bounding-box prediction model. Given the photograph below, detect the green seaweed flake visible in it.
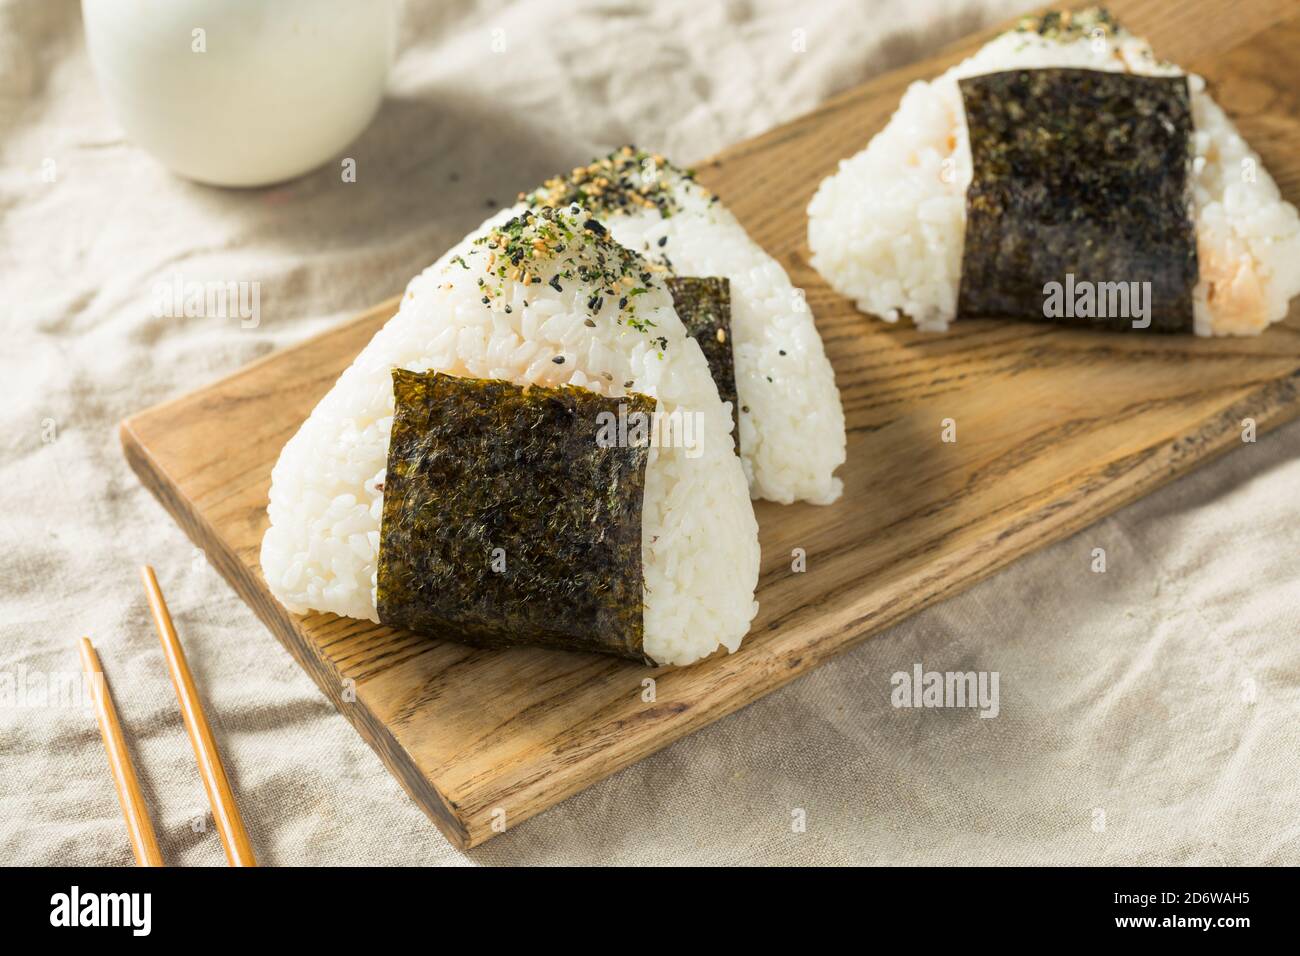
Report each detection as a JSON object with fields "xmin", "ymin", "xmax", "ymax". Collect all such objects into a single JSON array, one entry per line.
[
  {"xmin": 376, "ymin": 369, "xmax": 658, "ymax": 662},
  {"xmin": 1013, "ymin": 6, "xmax": 1122, "ymax": 41},
  {"xmin": 522, "ymin": 145, "xmax": 705, "ymax": 220},
  {"xmin": 466, "ymin": 205, "xmax": 665, "ymax": 335}
]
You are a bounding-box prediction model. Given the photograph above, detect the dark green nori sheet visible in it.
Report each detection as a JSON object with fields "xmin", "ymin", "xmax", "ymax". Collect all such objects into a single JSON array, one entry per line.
[
  {"xmin": 957, "ymin": 68, "xmax": 1197, "ymax": 332},
  {"xmin": 666, "ymin": 276, "xmax": 738, "ymax": 441},
  {"xmin": 376, "ymin": 369, "xmax": 657, "ymax": 662}
]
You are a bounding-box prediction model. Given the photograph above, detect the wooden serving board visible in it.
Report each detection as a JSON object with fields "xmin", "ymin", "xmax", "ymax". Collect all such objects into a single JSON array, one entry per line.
[{"xmin": 121, "ymin": 0, "xmax": 1300, "ymax": 849}]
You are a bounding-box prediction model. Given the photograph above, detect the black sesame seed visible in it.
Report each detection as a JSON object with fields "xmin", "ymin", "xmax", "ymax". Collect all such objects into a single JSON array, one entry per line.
[
  {"xmin": 548, "ymin": 275, "xmax": 563, "ymax": 292},
  {"xmin": 584, "ymin": 318, "xmax": 596, "ymax": 327},
  {"xmin": 552, "ymin": 355, "xmax": 566, "ymax": 364},
  {"xmin": 657, "ymin": 236, "xmax": 668, "ymax": 247}
]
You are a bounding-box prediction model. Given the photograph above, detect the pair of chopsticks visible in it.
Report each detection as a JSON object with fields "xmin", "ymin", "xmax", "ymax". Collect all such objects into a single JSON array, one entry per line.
[{"xmin": 79, "ymin": 566, "xmax": 257, "ymax": 867}]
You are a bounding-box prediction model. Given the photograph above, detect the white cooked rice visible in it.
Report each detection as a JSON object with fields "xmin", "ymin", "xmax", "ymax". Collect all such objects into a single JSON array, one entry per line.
[
  {"xmin": 807, "ymin": 10, "xmax": 1300, "ymax": 336},
  {"xmin": 260, "ymin": 206, "xmax": 759, "ymax": 667},
  {"xmin": 529, "ymin": 151, "xmax": 847, "ymax": 505}
]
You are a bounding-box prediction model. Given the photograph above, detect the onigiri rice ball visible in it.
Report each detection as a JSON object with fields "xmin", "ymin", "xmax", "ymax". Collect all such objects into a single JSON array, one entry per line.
[
  {"xmin": 525, "ymin": 148, "xmax": 847, "ymax": 505},
  {"xmin": 807, "ymin": 7, "xmax": 1300, "ymax": 336},
  {"xmin": 261, "ymin": 205, "xmax": 759, "ymax": 667}
]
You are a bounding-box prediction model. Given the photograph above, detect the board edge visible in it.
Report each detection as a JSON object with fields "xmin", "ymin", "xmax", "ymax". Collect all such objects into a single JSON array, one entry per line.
[{"xmin": 117, "ymin": 415, "xmax": 476, "ymax": 851}]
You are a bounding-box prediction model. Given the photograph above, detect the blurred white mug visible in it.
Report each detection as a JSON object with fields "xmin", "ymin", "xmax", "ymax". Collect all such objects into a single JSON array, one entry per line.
[{"xmin": 82, "ymin": 0, "xmax": 396, "ymax": 187}]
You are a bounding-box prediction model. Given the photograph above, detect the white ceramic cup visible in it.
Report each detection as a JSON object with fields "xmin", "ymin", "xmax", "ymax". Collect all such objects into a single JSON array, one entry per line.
[{"xmin": 82, "ymin": 0, "xmax": 396, "ymax": 187}]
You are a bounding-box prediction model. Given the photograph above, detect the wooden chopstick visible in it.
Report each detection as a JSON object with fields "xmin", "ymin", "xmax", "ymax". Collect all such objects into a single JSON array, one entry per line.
[
  {"xmin": 140, "ymin": 565, "xmax": 258, "ymax": 867},
  {"xmin": 78, "ymin": 637, "xmax": 165, "ymax": 867}
]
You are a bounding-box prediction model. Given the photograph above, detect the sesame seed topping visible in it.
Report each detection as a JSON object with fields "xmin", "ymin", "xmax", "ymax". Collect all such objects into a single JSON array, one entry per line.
[{"xmin": 522, "ymin": 145, "xmax": 706, "ymax": 221}]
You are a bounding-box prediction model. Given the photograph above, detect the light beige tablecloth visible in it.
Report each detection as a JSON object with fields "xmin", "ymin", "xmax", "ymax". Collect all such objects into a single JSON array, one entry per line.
[{"xmin": 2, "ymin": 0, "xmax": 1297, "ymax": 866}]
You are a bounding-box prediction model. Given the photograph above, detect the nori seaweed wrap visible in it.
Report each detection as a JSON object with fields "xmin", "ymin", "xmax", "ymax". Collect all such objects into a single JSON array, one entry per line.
[
  {"xmin": 666, "ymin": 276, "xmax": 738, "ymax": 440},
  {"xmin": 376, "ymin": 369, "xmax": 657, "ymax": 662},
  {"xmin": 957, "ymin": 68, "xmax": 1197, "ymax": 332}
]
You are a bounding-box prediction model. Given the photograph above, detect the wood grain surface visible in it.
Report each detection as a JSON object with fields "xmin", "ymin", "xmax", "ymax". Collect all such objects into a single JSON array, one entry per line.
[{"xmin": 120, "ymin": 0, "xmax": 1300, "ymax": 849}]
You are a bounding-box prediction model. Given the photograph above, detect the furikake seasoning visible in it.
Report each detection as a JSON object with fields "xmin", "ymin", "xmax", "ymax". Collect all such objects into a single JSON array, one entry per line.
[
  {"xmin": 666, "ymin": 276, "xmax": 738, "ymax": 442},
  {"xmin": 522, "ymin": 145, "xmax": 706, "ymax": 220},
  {"xmin": 1012, "ymin": 7, "xmax": 1121, "ymax": 43},
  {"xmin": 376, "ymin": 369, "xmax": 656, "ymax": 662},
  {"xmin": 462, "ymin": 205, "xmax": 665, "ymax": 335},
  {"xmin": 956, "ymin": 68, "xmax": 1196, "ymax": 332}
]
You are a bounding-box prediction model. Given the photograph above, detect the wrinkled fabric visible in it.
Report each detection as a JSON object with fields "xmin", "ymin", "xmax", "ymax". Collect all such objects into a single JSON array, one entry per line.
[{"xmin": 2, "ymin": 0, "xmax": 1297, "ymax": 866}]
